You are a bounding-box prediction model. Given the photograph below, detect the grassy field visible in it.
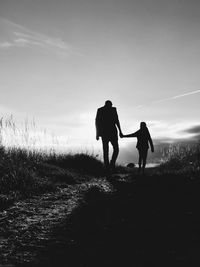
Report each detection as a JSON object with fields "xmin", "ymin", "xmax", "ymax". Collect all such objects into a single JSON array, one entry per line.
[
  {"xmin": 0, "ymin": 146, "xmax": 104, "ymax": 208},
  {"xmin": 0, "ymin": 130, "xmax": 199, "ymax": 210},
  {"xmin": 0, "ymin": 115, "xmax": 104, "ymax": 208},
  {"xmin": 0, "ymin": 116, "xmax": 200, "ymax": 266},
  {"xmin": 159, "ymin": 141, "xmax": 200, "ymax": 174}
]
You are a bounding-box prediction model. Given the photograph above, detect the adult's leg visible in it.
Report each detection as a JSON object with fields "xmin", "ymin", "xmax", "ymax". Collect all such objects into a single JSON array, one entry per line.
[
  {"xmin": 110, "ymin": 138, "xmax": 119, "ymax": 168},
  {"xmin": 141, "ymin": 149, "xmax": 148, "ymax": 173},
  {"xmin": 102, "ymin": 138, "xmax": 109, "ymax": 169},
  {"xmin": 138, "ymin": 150, "xmax": 142, "ymax": 173}
]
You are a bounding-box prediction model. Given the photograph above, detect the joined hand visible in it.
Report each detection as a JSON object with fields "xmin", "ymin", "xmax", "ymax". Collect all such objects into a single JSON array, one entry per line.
[{"xmin": 119, "ymin": 133, "xmax": 124, "ymax": 138}]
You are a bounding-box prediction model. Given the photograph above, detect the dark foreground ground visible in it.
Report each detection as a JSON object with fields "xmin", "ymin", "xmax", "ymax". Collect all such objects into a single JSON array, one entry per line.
[{"xmin": 1, "ymin": 170, "xmax": 200, "ymax": 267}]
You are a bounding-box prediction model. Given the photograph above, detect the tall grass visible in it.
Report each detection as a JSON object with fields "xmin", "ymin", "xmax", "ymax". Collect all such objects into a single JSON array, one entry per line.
[
  {"xmin": 0, "ymin": 115, "xmax": 60, "ymax": 150},
  {"xmin": 1, "ymin": 114, "xmax": 199, "ymax": 208},
  {"xmin": 0, "ymin": 115, "xmax": 106, "ymax": 208},
  {"xmin": 159, "ymin": 142, "xmax": 200, "ymax": 173},
  {"xmin": 0, "ymin": 145, "xmax": 106, "ymax": 208}
]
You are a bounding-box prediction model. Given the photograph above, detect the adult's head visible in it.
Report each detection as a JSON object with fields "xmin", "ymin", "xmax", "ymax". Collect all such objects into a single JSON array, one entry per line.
[
  {"xmin": 140, "ymin": 122, "xmax": 147, "ymax": 130},
  {"xmin": 104, "ymin": 100, "xmax": 112, "ymax": 108}
]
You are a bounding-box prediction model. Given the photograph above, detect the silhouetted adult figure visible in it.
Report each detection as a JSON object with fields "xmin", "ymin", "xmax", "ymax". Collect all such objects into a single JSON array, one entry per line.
[
  {"xmin": 122, "ymin": 122, "xmax": 154, "ymax": 174},
  {"xmin": 95, "ymin": 100, "xmax": 123, "ymax": 172}
]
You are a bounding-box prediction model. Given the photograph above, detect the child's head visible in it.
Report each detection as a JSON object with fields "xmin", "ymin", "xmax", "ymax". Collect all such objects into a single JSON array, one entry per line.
[{"xmin": 140, "ymin": 121, "xmax": 147, "ymax": 129}]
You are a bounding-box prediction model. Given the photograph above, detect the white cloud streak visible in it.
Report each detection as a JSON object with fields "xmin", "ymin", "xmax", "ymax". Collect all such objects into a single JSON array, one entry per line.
[
  {"xmin": 0, "ymin": 41, "xmax": 13, "ymax": 48},
  {"xmin": 0, "ymin": 17, "xmax": 72, "ymax": 57},
  {"xmin": 144, "ymin": 120, "xmax": 200, "ymax": 141},
  {"xmin": 154, "ymin": 89, "xmax": 200, "ymax": 103},
  {"xmin": 136, "ymin": 89, "xmax": 200, "ymax": 109}
]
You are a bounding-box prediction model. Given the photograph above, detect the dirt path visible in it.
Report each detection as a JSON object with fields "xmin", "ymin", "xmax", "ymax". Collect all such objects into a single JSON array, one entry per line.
[
  {"xmin": 0, "ymin": 177, "xmax": 113, "ymax": 266},
  {"xmin": 1, "ymin": 172, "xmax": 200, "ymax": 266}
]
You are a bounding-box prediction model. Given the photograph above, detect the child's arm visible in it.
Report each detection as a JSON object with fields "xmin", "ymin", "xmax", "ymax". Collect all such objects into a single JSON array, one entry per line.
[{"xmin": 122, "ymin": 131, "xmax": 138, "ymax": 138}]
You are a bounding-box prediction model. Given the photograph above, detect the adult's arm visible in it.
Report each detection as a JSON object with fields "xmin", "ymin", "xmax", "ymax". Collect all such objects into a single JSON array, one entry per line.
[
  {"xmin": 148, "ymin": 130, "xmax": 154, "ymax": 152},
  {"xmin": 114, "ymin": 108, "xmax": 123, "ymax": 136},
  {"xmin": 95, "ymin": 109, "xmax": 100, "ymax": 140}
]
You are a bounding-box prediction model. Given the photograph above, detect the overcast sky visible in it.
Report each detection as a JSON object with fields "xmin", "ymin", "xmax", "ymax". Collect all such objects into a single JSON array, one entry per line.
[{"xmin": 0, "ymin": 0, "xmax": 200, "ymax": 154}]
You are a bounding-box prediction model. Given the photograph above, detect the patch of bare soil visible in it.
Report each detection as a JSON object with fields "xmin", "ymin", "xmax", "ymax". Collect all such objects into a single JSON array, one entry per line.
[
  {"xmin": 0, "ymin": 177, "xmax": 113, "ymax": 266},
  {"xmin": 1, "ymin": 173, "xmax": 200, "ymax": 267}
]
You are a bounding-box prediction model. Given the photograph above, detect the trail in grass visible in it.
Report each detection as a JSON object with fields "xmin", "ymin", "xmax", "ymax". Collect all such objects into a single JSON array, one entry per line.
[
  {"xmin": 0, "ymin": 177, "xmax": 113, "ymax": 266},
  {"xmin": 2, "ymin": 170, "xmax": 200, "ymax": 266}
]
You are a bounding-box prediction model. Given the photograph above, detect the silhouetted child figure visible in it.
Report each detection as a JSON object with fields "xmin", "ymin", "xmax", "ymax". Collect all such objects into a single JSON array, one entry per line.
[{"xmin": 122, "ymin": 122, "xmax": 154, "ymax": 174}]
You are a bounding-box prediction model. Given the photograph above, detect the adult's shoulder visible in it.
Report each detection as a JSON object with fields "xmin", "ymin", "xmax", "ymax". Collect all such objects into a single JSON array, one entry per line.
[{"xmin": 97, "ymin": 106, "xmax": 104, "ymax": 112}]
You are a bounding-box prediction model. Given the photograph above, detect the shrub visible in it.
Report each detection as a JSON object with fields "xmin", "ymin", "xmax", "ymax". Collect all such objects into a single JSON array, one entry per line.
[{"xmin": 45, "ymin": 152, "xmax": 105, "ymax": 176}]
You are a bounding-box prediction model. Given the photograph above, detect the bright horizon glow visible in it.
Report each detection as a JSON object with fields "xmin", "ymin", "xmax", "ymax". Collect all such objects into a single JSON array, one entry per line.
[{"xmin": 0, "ymin": 0, "xmax": 200, "ymax": 160}]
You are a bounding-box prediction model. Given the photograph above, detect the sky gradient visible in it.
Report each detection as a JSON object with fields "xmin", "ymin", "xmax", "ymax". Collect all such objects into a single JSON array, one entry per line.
[{"xmin": 0, "ymin": 0, "xmax": 200, "ymax": 161}]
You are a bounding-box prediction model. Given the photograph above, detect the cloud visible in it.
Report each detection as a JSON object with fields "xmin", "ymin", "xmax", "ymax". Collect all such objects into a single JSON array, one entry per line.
[
  {"xmin": 182, "ymin": 125, "xmax": 200, "ymax": 140},
  {"xmin": 0, "ymin": 38, "xmax": 36, "ymax": 48},
  {"xmin": 135, "ymin": 89, "xmax": 200, "ymax": 109},
  {"xmin": 0, "ymin": 17, "xmax": 72, "ymax": 57},
  {"xmin": 0, "ymin": 41, "xmax": 13, "ymax": 48},
  {"xmin": 154, "ymin": 90, "xmax": 200, "ymax": 104},
  {"xmin": 183, "ymin": 125, "xmax": 200, "ymax": 134},
  {"xmin": 140, "ymin": 120, "xmax": 200, "ymax": 142}
]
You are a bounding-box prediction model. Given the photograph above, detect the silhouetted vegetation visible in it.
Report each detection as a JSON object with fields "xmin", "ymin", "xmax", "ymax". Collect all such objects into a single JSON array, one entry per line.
[
  {"xmin": 0, "ymin": 146, "xmax": 107, "ymax": 209},
  {"xmin": 45, "ymin": 152, "xmax": 105, "ymax": 176},
  {"xmin": 1, "ymin": 115, "xmax": 200, "ymax": 266},
  {"xmin": 159, "ymin": 142, "xmax": 200, "ymax": 174}
]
